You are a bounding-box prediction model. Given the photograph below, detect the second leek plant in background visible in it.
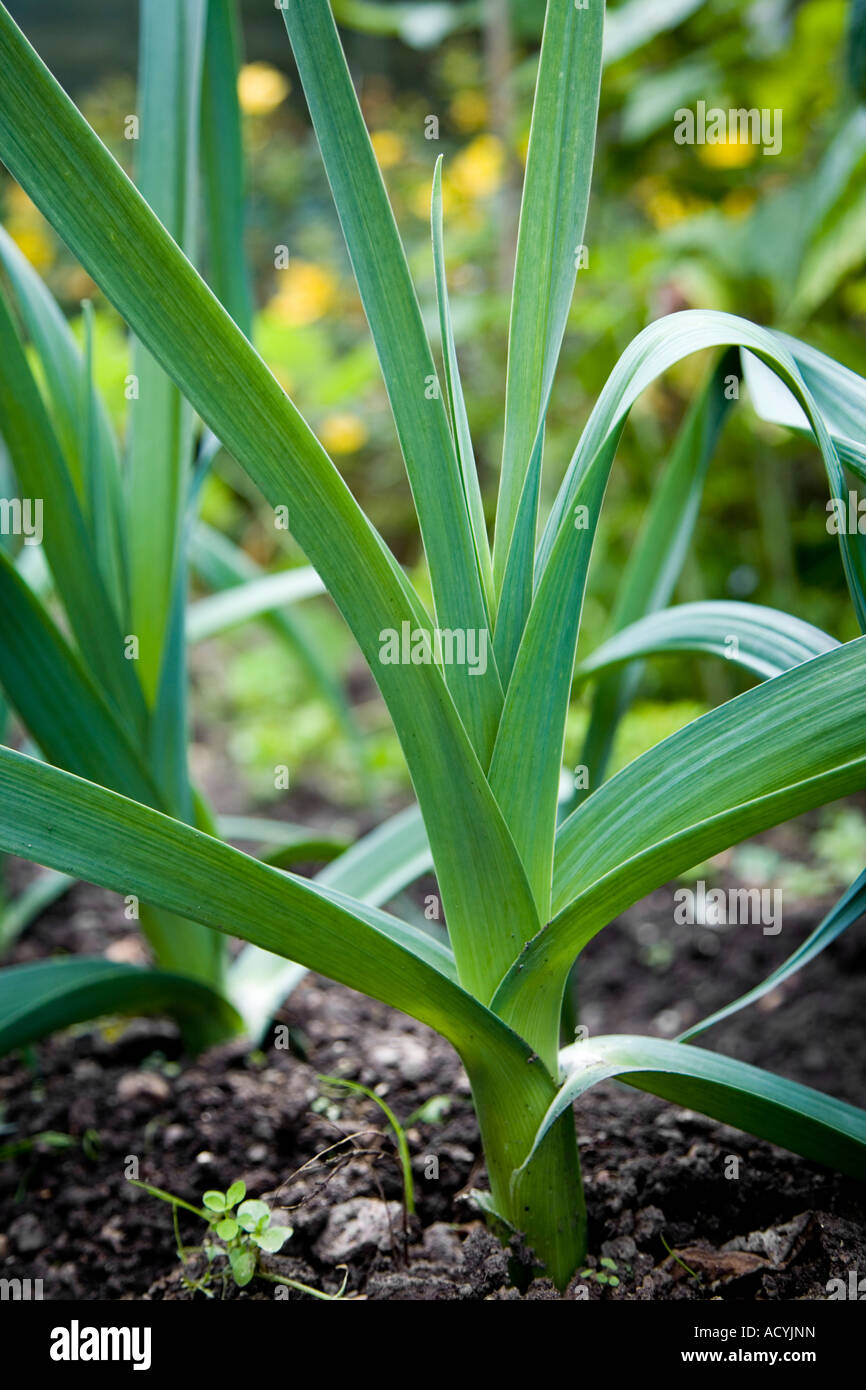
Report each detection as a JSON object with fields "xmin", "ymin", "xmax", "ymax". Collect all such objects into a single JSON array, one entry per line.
[{"xmin": 0, "ymin": 0, "xmax": 422, "ymax": 1047}]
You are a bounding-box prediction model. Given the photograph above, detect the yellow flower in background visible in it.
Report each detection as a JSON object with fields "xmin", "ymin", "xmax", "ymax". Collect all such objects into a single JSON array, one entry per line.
[
  {"xmin": 699, "ymin": 134, "xmax": 756, "ymax": 169},
  {"xmin": 6, "ymin": 183, "xmax": 38, "ymax": 216},
  {"xmin": 4, "ymin": 188, "xmax": 54, "ymax": 269},
  {"xmin": 8, "ymin": 224, "xmax": 52, "ymax": 270},
  {"xmin": 722, "ymin": 187, "xmax": 757, "ymax": 218},
  {"xmin": 450, "ymin": 90, "xmax": 488, "ymax": 133},
  {"xmin": 450, "ymin": 134, "xmax": 505, "ymax": 199},
  {"xmin": 410, "ymin": 177, "xmax": 436, "ymax": 220},
  {"xmin": 269, "ymin": 261, "xmax": 338, "ymax": 326},
  {"xmin": 639, "ymin": 177, "xmax": 709, "ymax": 231},
  {"xmin": 415, "ymin": 169, "xmax": 482, "ymax": 229},
  {"xmin": 237, "ymin": 62, "xmax": 290, "ymax": 116},
  {"xmin": 370, "ymin": 130, "xmax": 406, "ymax": 170},
  {"xmin": 644, "ymin": 188, "xmax": 690, "ymax": 230},
  {"xmin": 319, "ymin": 412, "xmax": 368, "ymax": 455}
]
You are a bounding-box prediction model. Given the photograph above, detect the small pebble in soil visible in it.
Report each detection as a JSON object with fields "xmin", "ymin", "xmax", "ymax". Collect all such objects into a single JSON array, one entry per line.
[
  {"xmin": 116, "ymin": 1072, "xmax": 170, "ymax": 1104},
  {"xmin": 314, "ymin": 1197, "xmax": 404, "ymax": 1264},
  {"xmin": 9, "ymin": 1213, "xmax": 47, "ymax": 1253},
  {"xmin": 368, "ymin": 1035, "xmax": 431, "ymax": 1082}
]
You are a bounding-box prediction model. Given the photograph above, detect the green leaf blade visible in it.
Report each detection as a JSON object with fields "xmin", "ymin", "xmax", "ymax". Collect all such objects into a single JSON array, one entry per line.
[
  {"xmin": 494, "ymin": 311, "xmax": 862, "ymax": 954},
  {"xmin": 0, "ymin": 3, "xmax": 538, "ymax": 1000},
  {"xmin": 0, "ymin": 744, "xmax": 568, "ymax": 1241},
  {"xmin": 576, "ymin": 601, "xmax": 839, "ymax": 685},
  {"xmin": 573, "ymin": 355, "xmax": 736, "ymax": 804},
  {"xmin": 127, "ymin": 0, "xmax": 207, "ymax": 700},
  {"xmin": 530, "ymin": 1035, "xmax": 866, "ymax": 1180},
  {"xmin": 431, "ymin": 155, "xmax": 493, "ymax": 617},
  {"xmin": 0, "ymin": 551, "xmax": 161, "ymax": 804},
  {"xmin": 494, "ymin": 638, "xmax": 866, "ymax": 1055},
  {"xmin": 186, "ymin": 567, "xmax": 325, "ymax": 642},
  {"xmin": 282, "ymin": 0, "xmax": 502, "ymax": 760},
  {"xmin": 678, "ymin": 867, "xmax": 866, "ymax": 1043},
  {"xmin": 201, "ymin": 0, "xmax": 253, "ymax": 336},
  {"xmin": 0, "ymin": 956, "xmax": 242, "ymax": 1056},
  {"xmin": 0, "ymin": 277, "xmax": 146, "ymax": 736},
  {"xmin": 493, "ymin": 0, "xmax": 604, "ymax": 592}
]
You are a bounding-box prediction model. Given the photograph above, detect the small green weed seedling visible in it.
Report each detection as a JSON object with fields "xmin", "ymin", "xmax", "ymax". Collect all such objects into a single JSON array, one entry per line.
[
  {"xmin": 0, "ymin": 1128, "xmax": 75, "ymax": 1162},
  {"xmin": 660, "ymin": 1234, "xmax": 702, "ymax": 1287},
  {"xmin": 202, "ymin": 1182, "xmax": 293, "ymax": 1285},
  {"xmin": 578, "ymin": 1256, "xmax": 621, "ymax": 1289},
  {"xmin": 130, "ymin": 1177, "xmax": 342, "ymax": 1299}
]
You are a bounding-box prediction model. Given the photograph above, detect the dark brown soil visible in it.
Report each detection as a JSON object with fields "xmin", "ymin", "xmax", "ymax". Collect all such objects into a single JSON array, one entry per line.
[{"xmin": 1, "ymin": 823, "xmax": 865, "ymax": 1301}]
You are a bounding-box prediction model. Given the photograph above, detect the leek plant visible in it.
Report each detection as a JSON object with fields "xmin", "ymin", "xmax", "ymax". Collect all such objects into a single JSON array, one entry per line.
[
  {"xmin": 0, "ymin": 0, "xmax": 420, "ymax": 1047},
  {"xmin": 0, "ymin": 0, "xmax": 866, "ymax": 1286}
]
